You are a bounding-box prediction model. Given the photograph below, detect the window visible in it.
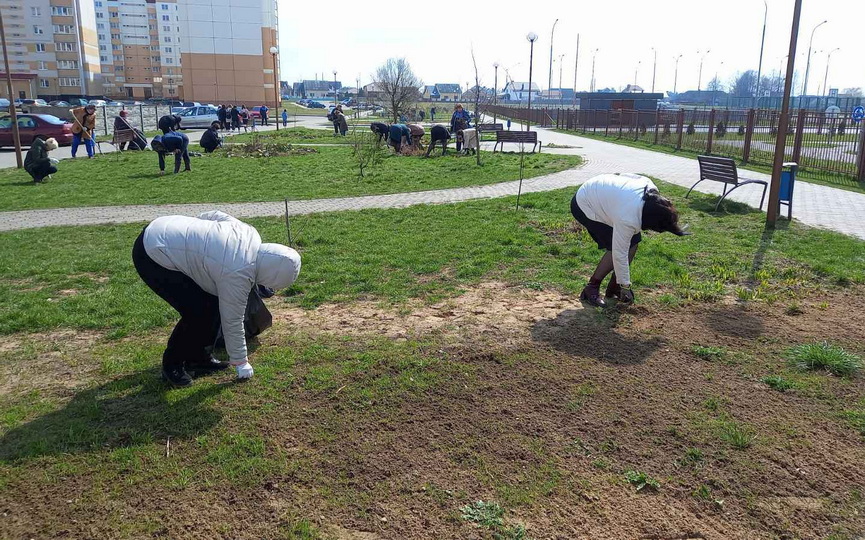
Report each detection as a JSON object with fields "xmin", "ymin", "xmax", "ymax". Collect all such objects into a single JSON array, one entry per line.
[
  {"xmin": 164, "ymin": 47, "xmax": 172, "ymax": 53},
  {"xmin": 110, "ymin": 22, "xmax": 119, "ymax": 29},
  {"xmin": 58, "ymin": 60, "xmax": 78, "ymax": 69},
  {"xmin": 112, "ymin": 44, "xmax": 121, "ymax": 50},
  {"xmin": 148, "ymin": 13, "xmax": 156, "ymax": 19},
  {"xmin": 98, "ymin": 34, "xmax": 105, "ymax": 40},
  {"xmin": 111, "ymin": 33, "xmax": 120, "ymax": 40},
  {"xmin": 161, "ymin": 4, "xmax": 168, "ymax": 9},
  {"xmin": 52, "ymin": 25, "xmax": 74, "ymax": 34},
  {"xmin": 97, "ymin": 23, "xmax": 104, "ymax": 29},
  {"xmin": 39, "ymin": 79, "xmax": 50, "ymax": 88},
  {"xmin": 99, "ymin": 44, "xmax": 107, "ymax": 51},
  {"xmin": 33, "ymin": 26, "xmax": 44, "ymax": 35},
  {"xmin": 56, "ymin": 42, "xmax": 76, "ymax": 52},
  {"xmin": 100, "ymin": 55, "xmax": 108, "ymax": 62},
  {"xmin": 35, "ymin": 43, "xmax": 45, "ymax": 52},
  {"xmin": 95, "ymin": 1, "xmax": 103, "ymax": 6},
  {"xmin": 30, "ymin": 6, "xmax": 41, "ymax": 16},
  {"xmin": 152, "ymin": 66, "xmax": 160, "ymax": 72},
  {"xmin": 18, "ymin": 117, "xmax": 37, "ymax": 128},
  {"xmin": 126, "ymin": 66, "xmax": 132, "ymax": 70},
  {"xmin": 58, "ymin": 77, "xmax": 81, "ymax": 87},
  {"xmin": 164, "ymin": 57, "xmax": 173, "ymax": 64},
  {"xmin": 161, "ymin": 15, "xmax": 169, "ymax": 21},
  {"xmin": 109, "ymin": 10, "xmax": 118, "ymax": 17},
  {"xmin": 115, "ymin": 65, "xmax": 123, "ymax": 71},
  {"xmin": 162, "ymin": 25, "xmax": 170, "ymax": 31},
  {"xmin": 151, "ymin": 56, "xmax": 160, "ymax": 62},
  {"xmin": 96, "ymin": 12, "xmax": 104, "ymax": 18},
  {"xmin": 163, "ymin": 37, "xmax": 171, "ymax": 42},
  {"xmin": 37, "ymin": 61, "xmax": 47, "ymax": 70},
  {"xmin": 51, "ymin": 6, "xmax": 72, "ymax": 15}
]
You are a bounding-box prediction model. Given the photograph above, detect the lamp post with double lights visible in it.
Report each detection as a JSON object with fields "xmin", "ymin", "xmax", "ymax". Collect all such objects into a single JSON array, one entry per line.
[
  {"xmin": 697, "ymin": 49, "xmax": 711, "ymax": 91},
  {"xmin": 801, "ymin": 19, "xmax": 827, "ymax": 96},
  {"xmin": 526, "ymin": 31, "xmax": 538, "ymax": 131},
  {"xmin": 673, "ymin": 54, "xmax": 683, "ymax": 94},
  {"xmin": 822, "ymin": 48, "xmax": 839, "ymax": 100}
]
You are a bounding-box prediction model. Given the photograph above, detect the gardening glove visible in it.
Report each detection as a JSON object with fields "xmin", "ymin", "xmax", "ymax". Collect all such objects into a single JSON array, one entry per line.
[
  {"xmin": 234, "ymin": 361, "xmax": 254, "ymax": 379},
  {"xmin": 619, "ymin": 287, "xmax": 635, "ymax": 304},
  {"xmin": 49, "ymin": 157, "xmax": 59, "ymax": 165}
]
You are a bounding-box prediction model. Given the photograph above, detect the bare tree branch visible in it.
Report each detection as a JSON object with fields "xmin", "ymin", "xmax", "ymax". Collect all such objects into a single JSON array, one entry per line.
[{"xmin": 373, "ymin": 58, "xmax": 422, "ymax": 123}]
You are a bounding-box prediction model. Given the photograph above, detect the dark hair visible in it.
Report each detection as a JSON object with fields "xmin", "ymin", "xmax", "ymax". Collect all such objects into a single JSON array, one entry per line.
[{"xmin": 641, "ymin": 189, "xmax": 687, "ymax": 236}]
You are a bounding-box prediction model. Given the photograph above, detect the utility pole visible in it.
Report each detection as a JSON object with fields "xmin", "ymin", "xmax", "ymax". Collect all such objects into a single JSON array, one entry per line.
[
  {"xmin": 547, "ymin": 19, "xmax": 558, "ymax": 100},
  {"xmin": 590, "ymin": 49, "xmax": 599, "ymax": 93},
  {"xmin": 698, "ymin": 49, "xmax": 711, "ymax": 91},
  {"xmin": 572, "ymin": 34, "xmax": 580, "ymax": 107},
  {"xmin": 673, "ymin": 54, "xmax": 683, "ymax": 94},
  {"xmin": 754, "ymin": 0, "xmax": 768, "ymax": 108},
  {"xmin": 527, "ymin": 31, "xmax": 538, "ymax": 131},
  {"xmin": 493, "ymin": 62, "xmax": 499, "ymax": 124},
  {"xmin": 651, "ymin": 47, "xmax": 657, "ymax": 93},
  {"xmin": 0, "ymin": 8, "xmax": 22, "ymax": 168},
  {"xmin": 558, "ymin": 53, "xmax": 565, "ymax": 107},
  {"xmin": 767, "ymin": 0, "xmax": 803, "ymax": 225}
]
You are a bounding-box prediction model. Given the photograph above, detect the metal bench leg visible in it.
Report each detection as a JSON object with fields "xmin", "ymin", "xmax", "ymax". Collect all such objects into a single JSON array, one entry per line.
[
  {"xmin": 685, "ymin": 179, "xmax": 705, "ymax": 199},
  {"xmin": 759, "ymin": 183, "xmax": 767, "ymax": 211}
]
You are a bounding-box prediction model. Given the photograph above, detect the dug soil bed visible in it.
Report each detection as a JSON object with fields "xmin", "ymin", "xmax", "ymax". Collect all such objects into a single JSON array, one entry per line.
[{"xmin": 1, "ymin": 284, "xmax": 864, "ymax": 539}]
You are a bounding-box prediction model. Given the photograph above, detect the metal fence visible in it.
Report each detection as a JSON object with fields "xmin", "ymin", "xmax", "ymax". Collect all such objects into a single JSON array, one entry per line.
[
  {"xmin": 20, "ymin": 104, "xmax": 174, "ymax": 137},
  {"xmin": 486, "ymin": 104, "xmax": 865, "ymax": 185}
]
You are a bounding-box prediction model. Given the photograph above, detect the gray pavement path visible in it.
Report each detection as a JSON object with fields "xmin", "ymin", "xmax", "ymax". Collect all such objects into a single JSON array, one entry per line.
[{"xmin": 1, "ymin": 120, "xmax": 865, "ymax": 241}]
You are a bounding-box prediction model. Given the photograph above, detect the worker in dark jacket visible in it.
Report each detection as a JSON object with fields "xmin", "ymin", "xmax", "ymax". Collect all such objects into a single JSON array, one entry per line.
[
  {"xmin": 217, "ymin": 105, "xmax": 228, "ymax": 130},
  {"xmin": 158, "ymin": 114, "xmax": 183, "ymax": 134},
  {"xmin": 388, "ymin": 123, "xmax": 411, "ymax": 153},
  {"xmin": 24, "ymin": 137, "xmax": 59, "ymax": 183},
  {"xmin": 425, "ymin": 125, "xmax": 451, "ymax": 157},
  {"xmin": 152, "ymin": 131, "xmax": 191, "ymax": 175},
  {"xmin": 370, "ymin": 122, "xmax": 389, "ymax": 142},
  {"xmin": 199, "ymin": 122, "xmax": 223, "ymax": 153},
  {"xmin": 230, "ymin": 106, "xmax": 241, "ymax": 131}
]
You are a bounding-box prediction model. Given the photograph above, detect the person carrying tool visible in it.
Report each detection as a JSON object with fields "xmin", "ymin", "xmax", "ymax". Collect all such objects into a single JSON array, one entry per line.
[{"xmin": 69, "ymin": 104, "xmax": 97, "ymax": 158}]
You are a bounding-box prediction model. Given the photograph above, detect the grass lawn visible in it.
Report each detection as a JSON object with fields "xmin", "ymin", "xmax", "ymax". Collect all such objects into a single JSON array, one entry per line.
[
  {"xmin": 553, "ymin": 129, "xmax": 865, "ymax": 194},
  {"xmin": 230, "ymin": 127, "xmax": 354, "ymax": 145},
  {"xmin": 0, "ymin": 146, "xmax": 581, "ymax": 211},
  {"xmin": 1, "ymin": 182, "xmax": 865, "ymax": 538}
]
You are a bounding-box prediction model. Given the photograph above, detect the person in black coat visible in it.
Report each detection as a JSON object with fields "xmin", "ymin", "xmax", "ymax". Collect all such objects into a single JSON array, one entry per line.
[
  {"xmin": 217, "ymin": 105, "xmax": 228, "ymax": 130},
  {"xmin": 199, "ymin": 122, "xmax": 223, "ymax": 153},
  {"xmin": 425, "ymin": 125, "xmax": 451, "ymax": 157},
  {"xmin": 152, "ymin": 131, "xmax": 191, "ymax": 175},
  {"xmin": 370, "ymin": 122, "xmax": 389, "ymax": 143},
  {"xmin": 158, "ymin": 114, "xmax": 183, "ymax": 134},
  {"xmin": 24, "ymin": 137, "xmax": 59, "ymax": 182},
  {"xmin": 230, "ymin": 106, "xmax": 241, "ymax": 131}
]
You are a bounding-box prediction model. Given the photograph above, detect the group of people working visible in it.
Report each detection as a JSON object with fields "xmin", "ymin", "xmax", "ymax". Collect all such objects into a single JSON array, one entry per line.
[{"xmin": 368, "ymin": 103, "xmax": 476, "ymax": 156}]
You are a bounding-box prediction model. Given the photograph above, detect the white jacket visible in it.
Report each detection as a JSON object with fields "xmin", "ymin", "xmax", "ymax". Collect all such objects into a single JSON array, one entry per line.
[
  {"xmin": 575, "ymin": 173, "xmax": 656, "ymax": 287},
  {"xmin": 143, "ymin": 211, "xmax": 301, "ymax": 364}
]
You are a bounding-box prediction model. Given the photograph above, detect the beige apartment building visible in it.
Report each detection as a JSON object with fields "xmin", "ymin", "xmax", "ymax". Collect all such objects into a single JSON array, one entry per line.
[{"xmin": 0, "ymin": 0, "xmax": 101, "ymax": 98}]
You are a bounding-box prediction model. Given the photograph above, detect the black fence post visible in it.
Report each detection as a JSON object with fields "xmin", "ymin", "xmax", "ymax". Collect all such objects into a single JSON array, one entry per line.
[
  {"xmin": 676, "ymin": 109, "xmax": 684, "ymax": 150},
  {"xmin": 792, "ymin": 109, "xmax": 807, "ymax": 165},
  {"xmin": 706, "ymin": 109, "xmax": 716, "ymax": 154},
  {"xmin": 743, "ymin": 108, "xmax": 756, "ymax": 164}
]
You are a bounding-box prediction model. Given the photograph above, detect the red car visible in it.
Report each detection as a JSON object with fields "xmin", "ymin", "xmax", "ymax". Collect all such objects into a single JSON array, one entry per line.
[{"xmin": 0, "ymin": 113, "xmax": 75, "ymax": 147}]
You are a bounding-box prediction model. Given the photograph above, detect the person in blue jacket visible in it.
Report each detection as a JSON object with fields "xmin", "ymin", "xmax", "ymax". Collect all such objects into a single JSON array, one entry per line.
[
  {"xmin": 450, "ymin": 104, "xmax": 471, "ymax": 132},
  {"xmin": 388, "ymin": 123, "xmax": 412, "ymax": 153},
  {"xmin": 152, "ymin": 131, "xmax": 191, "ymax": 175},
  {"xmin": 281, "ymin": 109, "xmax": 288, "ymax": 127}
]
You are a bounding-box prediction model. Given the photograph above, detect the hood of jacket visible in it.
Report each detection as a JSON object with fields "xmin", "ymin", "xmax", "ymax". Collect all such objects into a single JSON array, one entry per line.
[{"xmin": 255, "ymin": 243, "xmax": 301, "ymax": 290}]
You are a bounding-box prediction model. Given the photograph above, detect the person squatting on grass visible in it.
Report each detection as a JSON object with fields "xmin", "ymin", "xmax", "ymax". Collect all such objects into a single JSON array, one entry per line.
[
  {"xmin": 151, "ymin": 131, "xmax": 191, "ymax": 175},
  {"xmin": 132, "ymin": 211, "xmax": 301, "ymax": 386},
  {"xmin": 425, "ymin": 125, "xmax": 451, "ymax": 157},
  {"xmin": 69, "ymin": 104, "xmax": 97, "ymax": 158},
  {"xmin": 571, "ymin": 173, "xmax": 689, "ymax": 308},
  {"xmin": 24, "ymin": 137, "xmax": 59, "ymax": 183},
  {"xmin": 199, "ymin": 121, "xmax": 223, "ymax": 153}
]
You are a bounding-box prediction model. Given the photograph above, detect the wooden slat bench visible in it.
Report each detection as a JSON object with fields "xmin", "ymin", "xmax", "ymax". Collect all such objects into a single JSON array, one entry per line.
[
  {"xmin": 493, "ymin": 130, "xmax": 542, "ymax": 153},
  {"xmin": 688, "ymin": 155, "xmax": 768, "ymax": 211},
  {"xmin": 476, "ymin": 123, "xmax": 503, "ymax": 142}
]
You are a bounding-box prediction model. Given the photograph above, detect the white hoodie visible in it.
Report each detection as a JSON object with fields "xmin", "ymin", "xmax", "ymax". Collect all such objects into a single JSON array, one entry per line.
[
  {"xmin": 143, "ymin": 210, "xmax": 301, "ymax": 365},
  {"xmin": 575, "ymin": 173, "xmax": 656, "ymax": 287}
]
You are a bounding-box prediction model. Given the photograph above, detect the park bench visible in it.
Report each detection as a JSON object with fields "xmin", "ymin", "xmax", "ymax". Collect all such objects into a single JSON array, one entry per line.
[
  {"xmin": 493, "ymin": 130, "xmax": 542, "ymax": 153},
  {"xmin": 476, "ymin": 123, "xmax": 503, "ymax": 142},
  {"xmin": 687, "ymin": 155, "xmax": 768, "ymax": 211}
]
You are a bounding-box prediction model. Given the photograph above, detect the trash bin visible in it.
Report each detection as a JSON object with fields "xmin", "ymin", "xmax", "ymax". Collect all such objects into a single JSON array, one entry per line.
[{"xmin": 779, "ymin": 162, "xmax": 798, "ymax": 219}]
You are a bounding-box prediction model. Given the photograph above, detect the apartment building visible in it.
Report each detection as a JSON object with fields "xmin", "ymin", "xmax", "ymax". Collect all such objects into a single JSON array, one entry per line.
[
  {"xmin": 0, "ymin": 0, "xmax": 101, "ymax": 98},
  {"xmin": 177, "ymin": 0, "xmax": 280, "ymax": 107},
  {"xmin": 93, "ymin": 0, "xmax": 182, "ymax": 99}
]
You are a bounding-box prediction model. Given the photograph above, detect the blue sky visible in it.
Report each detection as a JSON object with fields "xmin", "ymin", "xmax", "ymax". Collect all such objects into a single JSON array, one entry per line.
[{"xmin": 277, "ymin": 0, "xmax": 863, "ymax": 96}]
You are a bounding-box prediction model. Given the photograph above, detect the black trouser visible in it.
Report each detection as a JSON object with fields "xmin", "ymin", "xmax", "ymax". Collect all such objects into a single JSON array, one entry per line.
[
  {"xmin": 262, "ymin": 114, "xmax": 268, "ymax": 125},
  {"xmin": 27, "ymin": 161, "xmax": 57, "ymax": 182},
  {"xmin": 132, "ymin": 230, "xmax": 220, "ymax": 370}
]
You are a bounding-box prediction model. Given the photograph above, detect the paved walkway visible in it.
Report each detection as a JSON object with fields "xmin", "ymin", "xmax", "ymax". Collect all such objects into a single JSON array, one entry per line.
[{"xmin": 2, "ymin": 120, "xmax": 865, "ymax": 241}]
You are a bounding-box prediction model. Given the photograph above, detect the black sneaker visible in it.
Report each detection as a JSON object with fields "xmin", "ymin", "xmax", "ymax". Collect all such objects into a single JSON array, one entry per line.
[
  {"xmin": 162, "ymin": 366, "xmax": 193, "ymax": 387},
  {"xmin": 188, "ymin": 356, "xmax": 229, "ymax": 372}
]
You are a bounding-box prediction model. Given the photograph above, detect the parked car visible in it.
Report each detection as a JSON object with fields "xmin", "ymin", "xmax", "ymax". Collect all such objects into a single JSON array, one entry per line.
[
  {"xmin": 251, "ymin": 106, "xmax": 268, "ymax": 119},
  {"xmin": 48, "ymin": 100, "xmax": 71, "ymax": 107},
  {"xmin": 67, "ymin": 98, "xmax": 89, "ymax": 107},
  {"xmin": 21, "ymin": 99, "xmax": 49, "ymax": 106},
  {"xmin": 0, "ymin": 98, "xmax": 9, "ymax": 110},
  {"xmin": 307, "ymin": 101, "xmax": 326, "ymax": 109},
  {"xmin": 174, "ymin": 105, "xmax": 219, "ymax": 128},
  {"xmin": 0, "ymin": 113, "xmax": 74, "ymax": 147}
]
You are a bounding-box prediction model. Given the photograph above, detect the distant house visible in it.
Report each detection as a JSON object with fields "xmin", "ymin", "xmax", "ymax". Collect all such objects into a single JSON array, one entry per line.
[
  {"xmin": 621, "ymin": 84, "xmax": 645, "ymax": 94},
  {"xmin": 503, "ymin": 81, "xmax": 541, "ymax": 101},
  {"xmin": 421, "ymin": 85, "xmax": 439, "ymax": 100},
  {"xmin": 296, "ymin": 79, "xmax": 342, "ymax": 99},
  {"xmin": 462, "ymin": 86, "xmax": 494, "ymax": 102},
  {"xmin": 432, "ymin": 83, "xmax": 462, "ymax": 102},
  {"xmin": 363, "ymin": 82, "xmax": 385, "ymax": 101},
  {"xmin": 548, "ymin": 88, "xmax": 576, "ymax": 102}
]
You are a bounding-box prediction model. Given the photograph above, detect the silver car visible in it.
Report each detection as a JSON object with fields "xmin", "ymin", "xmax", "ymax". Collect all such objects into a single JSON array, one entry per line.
[{"xmin": 175, "ymin": 105, "xmax": 219, "ymax": 128}]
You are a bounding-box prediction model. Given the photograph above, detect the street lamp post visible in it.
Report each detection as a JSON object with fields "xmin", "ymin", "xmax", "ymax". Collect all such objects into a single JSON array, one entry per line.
[
  {"xmin": 673, "ymin": 54, "xmax": 683, "ymax": 94},
  {"xmin": 493, "ymin": 62, "xmax": 499, "ymax": 124},
  {"xmin": 590, "ymin": 48, "xmax": 599, "ymax": 93},
  {"xmin": 713, "ymin": 61, "xmax": 724, "ymax": 107},
  {"xmin": 822, "ymin": 48, "xmax": 840, "ymax": 99},
  {"xmin": 557, "ymin": 53, "xmax": 565, "ymax": 107},
  {"xmin": 651, "ymin": 47, "xmax": 657, "ymax": 93},
  {"xmin": 801, "ymin": 20, "xmax": 827, "ymax": 96},
  {"xmin": 754, "ymin": 0, "xmax": 768, "ymax": 108},
  {"xmin": 572, "ymin": 33, "xmax": 580, "ymax": 107},
  {"xmin": 698, "ymin": 49, "xmax": 711, "ymax": 91},
  {"xmin": 333, "ymin": 70, "xmax": 338, "ymax": 106},
  {"xmin": 269, "ymin": 46, "xmax": 279, "ymax": 131},
  {"xmin": 527, "ymin": 31, "xmax": 538, "ymax": 131},
  {"xmin": 634, "ymin": 60, "xmax": 640, "ymax": 87},
  {"xmin": 547, "ymin": 19, "xmax": 558, "ymax": 100}
]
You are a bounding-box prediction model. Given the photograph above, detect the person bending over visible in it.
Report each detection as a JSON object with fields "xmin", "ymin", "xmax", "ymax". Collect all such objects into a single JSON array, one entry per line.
[
  {"xmin": 132, "ymin": 210, "xmax": 301, "ymax": 386},
  {"xmin": 571, "ymin": 173, "xmax": 688, "ymax": 307},
  {"xmin": 157, "ymin": 114, "xmax": 183, "ymax": 134},
  {"xmin": 24, "ymin": 137, "xmax": 59, "ymax": 183},
  {"xmin": 370, "ymin": 122, "xmax": 389, "ymax": 143},
  {"xmin": 152, "ymin": 131, "xmax": 191, "ymax": 174},
  {"xmin": 199, "ymin": 121, "xmax": 223, "ymax": 153},
  {"xmin": 69, "ymin": 104, "xmax": 97, "ymax": 158},
  {"xmin": 387, "ymin": 123, "xmax": 412, "ymax": 153},
  {"xmin": 425, "ymin": 125, "xmax": 451, "ymax": 157}
]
